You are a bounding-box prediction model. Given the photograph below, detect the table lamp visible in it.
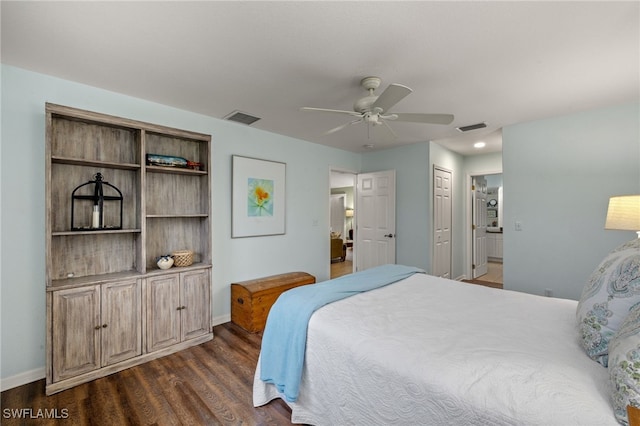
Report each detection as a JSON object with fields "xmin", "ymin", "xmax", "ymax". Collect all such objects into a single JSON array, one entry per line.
[{"xmin": 605, "ymin": 195, "xmax": 640, "ymax": 238}]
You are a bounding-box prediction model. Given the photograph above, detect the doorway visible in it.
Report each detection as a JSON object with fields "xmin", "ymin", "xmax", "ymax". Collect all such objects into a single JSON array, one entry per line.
[
  {"xmin": 330, "ymin": 170, "xmax": 356, "ymax": 278},
  {"xmin": 468, "ymin": 172, "xmax": 503, "ymax": 285},
  {"xmin": 329, "ymin": 168, "xmax": 397, "ymax": 278}
]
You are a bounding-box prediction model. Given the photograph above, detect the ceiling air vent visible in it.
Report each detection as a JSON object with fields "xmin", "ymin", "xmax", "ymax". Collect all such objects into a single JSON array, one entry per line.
[
  {"xmin": 223, "ymin": 110, "xmax": 261, "ymax": 126},
  {"xmin": 456, "ymin": 122, "xmax": 487, "ymax": 132}
]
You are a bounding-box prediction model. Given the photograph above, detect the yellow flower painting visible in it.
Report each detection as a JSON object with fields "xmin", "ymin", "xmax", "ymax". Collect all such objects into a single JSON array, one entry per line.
[
  {"xmin": 232, "ymin": 155, "xmax": 285, "ymax": 237},
  {"xmin": 248, "ymin": 178, "xmax": 274, "ymax": 216}
]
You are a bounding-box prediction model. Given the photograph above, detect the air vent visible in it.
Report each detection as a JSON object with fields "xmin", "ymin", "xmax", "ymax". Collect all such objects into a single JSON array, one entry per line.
[
  {"xmin": 223, "ymin": 110, "xmax": 261, "ymax": 126},
  {"xmin": 456, "ymin": 122, "xmax": 487, "ymax": 132}
]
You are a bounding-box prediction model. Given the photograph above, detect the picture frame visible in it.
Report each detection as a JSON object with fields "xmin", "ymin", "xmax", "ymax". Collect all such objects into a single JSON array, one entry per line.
[{"xmin": 232, "ymin": 155, "xmax": 286, "ymax": 238}]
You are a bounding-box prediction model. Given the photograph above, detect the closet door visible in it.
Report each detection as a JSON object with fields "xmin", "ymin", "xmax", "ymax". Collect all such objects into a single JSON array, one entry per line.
[{"xmin": 434, "ymin": 167, "xmax": 452, "ymax": 278}]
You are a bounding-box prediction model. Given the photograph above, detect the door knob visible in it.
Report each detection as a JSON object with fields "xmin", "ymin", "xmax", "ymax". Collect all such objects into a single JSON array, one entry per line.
[{"xmin": 384, "ymin": 234, "xmax": 395, "ymax": 238}]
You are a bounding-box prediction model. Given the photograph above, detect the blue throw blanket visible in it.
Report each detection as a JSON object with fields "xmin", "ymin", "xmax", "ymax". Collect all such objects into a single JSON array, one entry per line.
[{"xmin": 259, "ymin": 264, "xmax": 425, "ymax": 402}]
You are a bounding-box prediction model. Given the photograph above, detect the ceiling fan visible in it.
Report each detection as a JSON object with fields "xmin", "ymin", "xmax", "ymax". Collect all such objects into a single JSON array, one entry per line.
[{"xmin": 301, "ymin": 76, "xmax": 454, "ymax": 138}]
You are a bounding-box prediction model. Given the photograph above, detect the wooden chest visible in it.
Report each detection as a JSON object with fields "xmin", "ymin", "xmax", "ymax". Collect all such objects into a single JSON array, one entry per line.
[{"xmin": 231, "ymin": 272, "xmax": 316, "ymax": 333}]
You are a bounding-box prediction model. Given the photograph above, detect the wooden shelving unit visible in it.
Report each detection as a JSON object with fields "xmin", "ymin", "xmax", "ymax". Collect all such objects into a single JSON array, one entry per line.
[{"xmin": 44, "ymin": 103, "xmax": 212, "ymax": 395}]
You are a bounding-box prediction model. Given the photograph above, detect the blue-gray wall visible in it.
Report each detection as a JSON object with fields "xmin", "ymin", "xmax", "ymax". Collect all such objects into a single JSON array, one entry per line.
[
  {"xmin": 0, "ymin": 65, "xmax": 361, "ymax": 385},
  {"xmin": 2, "ymin": 63, "xmax": 638, "ymax": 389},
  {"xmin": 362, "ymin": 142, "xmax": 431, "ymax": 270},
  {"xmin": 503, "ymin": 102, "xmax": 640, "ymax": 299}
]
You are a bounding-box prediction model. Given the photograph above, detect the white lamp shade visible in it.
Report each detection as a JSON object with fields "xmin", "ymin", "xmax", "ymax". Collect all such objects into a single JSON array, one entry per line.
[
  {"xmin": 345, "ymin": 209, "xmax": 354, "ymax": 218},
  {"xmin": 605, "ymin": 195, "xmax": 640, "ymax": 231}
]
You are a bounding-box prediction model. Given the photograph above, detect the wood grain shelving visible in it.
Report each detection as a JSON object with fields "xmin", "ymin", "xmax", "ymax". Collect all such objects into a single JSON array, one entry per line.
[{"xmin": 45, "ymin": 103, "xmax": 213, "ymax": 395}]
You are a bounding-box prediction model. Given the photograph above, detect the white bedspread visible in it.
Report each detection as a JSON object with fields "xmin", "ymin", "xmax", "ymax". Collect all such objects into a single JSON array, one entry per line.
[{"xmin": 254, "ymin": 273, "xmax": 616, "ymax": 425}]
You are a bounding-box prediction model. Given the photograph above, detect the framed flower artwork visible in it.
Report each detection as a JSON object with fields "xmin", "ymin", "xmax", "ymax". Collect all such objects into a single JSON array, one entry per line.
[{"xmin": 232, "ymin": 155, "xmax": 286, "ymax": 238}]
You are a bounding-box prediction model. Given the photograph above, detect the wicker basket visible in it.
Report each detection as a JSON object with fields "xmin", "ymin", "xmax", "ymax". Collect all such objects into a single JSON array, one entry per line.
[{"xmin": 172, "ymin": 250, "xmax": 194, "ymax": 267}]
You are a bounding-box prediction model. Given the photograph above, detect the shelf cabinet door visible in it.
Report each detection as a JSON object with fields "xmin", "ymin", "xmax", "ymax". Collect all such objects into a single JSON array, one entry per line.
[
  {"xmin": 146, "ymin": 274, "xmax": 181, "ymax": 352},
  {"xmin": 52, "ymin": 286, "xmax": 101, "ymax": 382},
  {"xmin": 180, "ymin": 270, "xmax": 211, "ymax": 341},
  {"xmin": 101, "ymin": 279, "xmax": 142, "ymax": 366}
]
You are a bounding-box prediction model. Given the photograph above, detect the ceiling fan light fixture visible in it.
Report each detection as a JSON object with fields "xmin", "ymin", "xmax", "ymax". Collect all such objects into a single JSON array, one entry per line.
[{"xmin": 301, "ymin": 76, "xmax": 455, "ymax": 138}]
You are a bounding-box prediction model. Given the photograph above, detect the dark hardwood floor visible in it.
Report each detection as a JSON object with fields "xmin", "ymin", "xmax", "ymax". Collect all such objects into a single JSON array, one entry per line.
[{"xmin": 1, "ymin": 323, "xmax": 293, "ymax": 426}]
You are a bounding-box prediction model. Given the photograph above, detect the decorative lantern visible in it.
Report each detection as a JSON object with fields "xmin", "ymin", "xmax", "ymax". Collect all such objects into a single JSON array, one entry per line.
[{"xmin": 71, "ymin": 172, "xmax": 123, "ymax": 231}]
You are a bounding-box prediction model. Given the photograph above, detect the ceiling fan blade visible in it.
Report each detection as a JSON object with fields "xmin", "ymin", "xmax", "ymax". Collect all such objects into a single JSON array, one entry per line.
[
  {"xmin": 300, "ymin": 107, "xmax": 361, "ymax": 117},
  {"xmin": 371, "ymin": 83, "xmax": 412, "ymax": 113},
  {"xmin": 325, "ymin": 118, "xmax": 362, "ymax": 135},
  {"xmin": 392, "ymin": 113, "xmax": 455, "ymax": 125},
  {"xmin": 381, "ymin": 120, "xmax": 398, "ymax": 140}
]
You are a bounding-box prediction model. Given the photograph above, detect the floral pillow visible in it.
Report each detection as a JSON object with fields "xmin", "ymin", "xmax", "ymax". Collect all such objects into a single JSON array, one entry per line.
[
  {"xmin": 576, "ymin": 239, "xmax": 640, "ymax": 366},
  {"xmin": 609, "ymin": 302, "xmax": 640, "ymax": 425}
]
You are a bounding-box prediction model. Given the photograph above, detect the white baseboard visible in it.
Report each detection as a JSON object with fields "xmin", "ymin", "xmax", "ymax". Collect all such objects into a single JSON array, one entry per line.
[
  {"xmin": 455, "ymin": 274, "xmax": 466, "ymax": 281},
  {"xmin": 1, "ymin": 367, "xmax": 45, "ymax": 392},
  {"xmin": 212, "ymin": 313, "xmax": 230, "ymax": 327}
]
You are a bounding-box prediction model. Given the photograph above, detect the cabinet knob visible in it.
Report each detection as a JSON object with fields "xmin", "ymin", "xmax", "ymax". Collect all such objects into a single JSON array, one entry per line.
[
  {"xmin": 237, "ymin": 298, "xmax": 244, "ymax": 305},
  {"xmin": 94, "ymin": 325, "xmax": 101, "ymax": 330},
  {"xmin": 102, "ymin": 324, "xmax": 108, "ymax": 328},
  {"xmin": 176, "ymin": 306, "xmax": 182, "ymax": 311},
  {"xmin": 181, "ymin": 305, "xmax": 186, "ymax": 310}
]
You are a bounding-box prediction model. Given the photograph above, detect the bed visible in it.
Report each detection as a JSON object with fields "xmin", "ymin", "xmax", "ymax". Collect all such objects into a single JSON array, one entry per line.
[{"xmin": 253, "ymin": 256, "xmax": 639, "ymax": 425}]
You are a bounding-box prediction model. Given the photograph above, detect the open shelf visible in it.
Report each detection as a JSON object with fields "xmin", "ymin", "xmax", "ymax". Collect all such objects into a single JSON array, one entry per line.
[
  {"xmin": 52, "ymin": 228, "xmax": 142, "ymax": 236},
  {"xmin": 52, "ymin": 156, "xmax": 140, "ymax": 170},
  {"xmin": 45, "ymin": 103, "xmax": 213, "ymax": 395},
  {"xmin": 145, "ymin": 165, "xmax": 207, "ymax": 175}
]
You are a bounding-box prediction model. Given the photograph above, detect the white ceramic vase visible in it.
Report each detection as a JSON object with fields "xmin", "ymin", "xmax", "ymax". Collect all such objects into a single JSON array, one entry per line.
[{"xmin": 156, "ymin": 255, "xmax": 174, "ymax": 270}]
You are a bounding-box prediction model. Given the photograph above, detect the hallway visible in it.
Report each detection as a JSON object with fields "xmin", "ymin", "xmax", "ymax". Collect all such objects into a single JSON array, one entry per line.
[
  {"xmin": 330, "ymin": 247, "xmax": 353, "ymax": 279},
  {"xmin": 465, "ymin": 261, "xmax": 503, "ymax": 289},
  {"xmin": 480, "ymin": 261, "xmax": 503, "ymax": 284}
]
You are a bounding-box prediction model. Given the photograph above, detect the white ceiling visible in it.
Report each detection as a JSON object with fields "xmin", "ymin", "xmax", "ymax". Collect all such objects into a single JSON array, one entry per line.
[{"xmin": 2, "ymin": 1, "xmax": 638, "ymax": 155}]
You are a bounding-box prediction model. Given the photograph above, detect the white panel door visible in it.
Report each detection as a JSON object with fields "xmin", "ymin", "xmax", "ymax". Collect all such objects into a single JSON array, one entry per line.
[
  {"xmin": 473, "ymin": 176, "xmax": 488, "ymax": 278},
  {"xmin": 356, "ymin": 170, "xmax": 396, "ymax": 271},
  {"xmin": 433, "ymin": 167, "xmax": 452, "ymax": 278}
]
